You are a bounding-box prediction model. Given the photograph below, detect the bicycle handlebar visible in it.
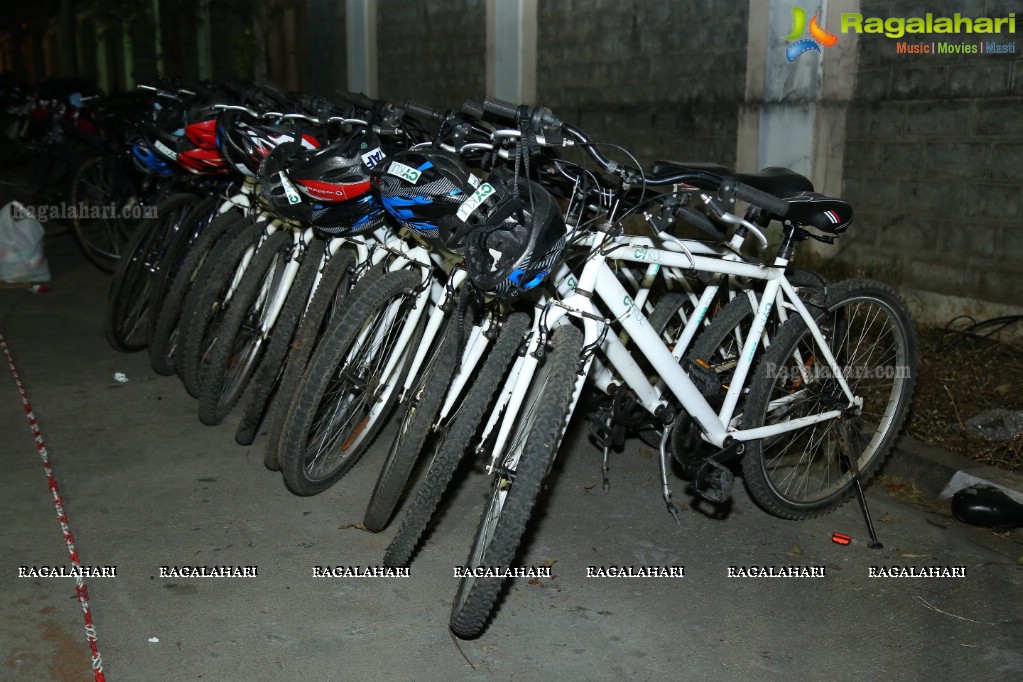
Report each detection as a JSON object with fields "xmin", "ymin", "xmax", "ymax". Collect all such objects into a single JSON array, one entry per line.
[
  {"xmin": 721, "ymin": 178, "xmax": 790, "ymax": 219},
  {"xmin": 403, "ymin": 100, "xmax": 445, "ymax": 123},
  {"xmin": 335, "ymin": 89, "xmax": 376, "ymax": 112}
]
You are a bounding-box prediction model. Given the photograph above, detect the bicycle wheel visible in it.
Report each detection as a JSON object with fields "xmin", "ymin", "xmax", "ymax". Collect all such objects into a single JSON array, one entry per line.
[
  {"xmin": 105, "ymin": 193, "xmax": 200, "ymax": 352},
  {"xmin": 278, "ymin": 268, "xmax": 424, "ymax": 496},
  {"xmin": 177, "ymin": 224, "xmax": 263, "ymax": 398},
  {"xmin": 232, "ymin": 238, "xmax": 327, "ymax": 443},
  {"xmin": 259, "ymin": 251, "xmax": 362, "ymax": 464},
  {"xmin": 197, "ymin": 230, "xmax": 294, "ymax": 426},
  {"xmin": 148, "ymin": 195, "xmax": 222, "ymax": 322},
  {"xmin": 450, "ymin": 324, "xmax": 583, "ymax": 640},
  {"xmin": 69, "ymin": 153, "xmax": 137, "ymax": 272},
  {"xmin": 363, "ymin": 312, "xmax": 467, "ymax": 532},
  {"xmin": 383, "ymin": 312, "xmax": 530, "ymax": 566},
  {"xmin": 149, "ymin": 212, "xmax": 249, "ymax": 376},
  {"xmin": 740, "ymin": 278, "xmax": 918, "ymax": 519}
]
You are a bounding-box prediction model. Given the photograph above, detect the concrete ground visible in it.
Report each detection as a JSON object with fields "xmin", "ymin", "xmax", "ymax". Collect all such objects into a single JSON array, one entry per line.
[{"xmin": 2, "ymin": 200, "xmax": 1023, "ymax": 681}]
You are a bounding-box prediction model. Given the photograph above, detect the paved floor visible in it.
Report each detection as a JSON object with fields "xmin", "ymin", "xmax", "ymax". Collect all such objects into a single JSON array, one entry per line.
[{"xmin": 2, "ymin": 211, "xmax": 1023, "ymax": 681}]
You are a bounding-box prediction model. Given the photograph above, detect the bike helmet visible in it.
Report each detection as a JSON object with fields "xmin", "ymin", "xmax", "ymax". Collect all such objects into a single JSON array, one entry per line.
[
  {"xmin": 129, "ymin": 134, "xmax": 178, "ymax": 177},
  {"xmin": 128, "ymin": 116, "xmax": 183, "ymax": 178},
  {"xmin": 451, "ymin": 166, "xmax": 567, "ymax": 298},
  {"xmin": 368, "ymin": 149, "xmax": 478, "ymax": 240},
  {"xmin": 216, "ymin": 109, "xmax": 322, "ymax": 177},
  {"xmin": 284, "ymin": 132, "xmax": 376, "ymax": 202},
  {"xmin": 259, "ymin": 141, "xmax": 386, "ymax": 235}
]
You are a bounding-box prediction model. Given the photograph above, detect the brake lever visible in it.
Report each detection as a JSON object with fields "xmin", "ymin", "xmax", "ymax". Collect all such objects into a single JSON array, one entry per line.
[{"xmin": 700, "ymin": 192, "xmax": 770, "ymax": 249}]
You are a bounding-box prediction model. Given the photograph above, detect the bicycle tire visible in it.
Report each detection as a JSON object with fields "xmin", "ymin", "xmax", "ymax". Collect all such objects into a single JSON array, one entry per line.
[
  {"xmin": 278, "ymin": 268, "xmax": 424, "ymax": 495},
  {"xmin": 449, "ymin": 324, "xmax": 583, "ymax": 639},
  {"xmin": 383, "ymin": 312, "xmax": 530, "ymax": 567},
  {"xmin": 363, "ymin": 312, "xmax": 466, "ymax": 532},
  {"xmin": 229, "ymin": 237, "xmax": 326, "ymax": 439},
  {"xmin": 149, "ymin": 212, "xmax": 249, "ymax": 376},
  {"xmin": 177, "ymin": 223, "xmax": 263, "ymax": 398},
  {"xmin": 148, "ymin": 195, "xmax": 221, "ymax": 328},
  {"xmin": 259, "ymin": 250, "xmax": 360, "ymax": 464},
  {"xmin": 741, "ymin": 278, "xmax": 918, "ymax": 519},
  {"xmin": 105, "ymin": 193, "xmax": 199, "ymax": 352},
  {"xmin": 197, "ymin": 230, "xmax": 294, "ymax": 425},
  {"xmin": 69, "ymin": 153, "xmax": 135, "ymax": 273}
]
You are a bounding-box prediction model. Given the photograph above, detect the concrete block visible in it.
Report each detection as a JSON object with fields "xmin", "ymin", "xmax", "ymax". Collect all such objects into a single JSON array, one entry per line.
[
  {"xmin": 906, "ymin": 256, "xmax": 973, "ymax": 296},
  {"xmin": 843, "ymin": 176, "xmax": 901, "ymax": 215},
  {"xmin": 976, "ymin": 264, "xmax": 1023, "ymax": 303},
  {"xmin": 904, "ymin": 100, "xmax": 970, "ymax": 137},
  {"xmin": 877, "ymin": 215, "xmax": 933, "ymax": 251},
  {"xmin": 877, "ymin": 141, "xmax": 923, "ymax": 177},
  {"xmin": 843, "ymin": 142, "xmax": 878, "ymax": 177},
  {"xmin": 943, "ymin": 220, "xmax": 1001, "ymax": 258},
  {"xmin": 898, "ymin": 179, "xmax": 964, "ymax": 214},
  {"xmin": 991, "ymin": 142, "xmax": 1023, "ymax": 182},
  {"xmin": 889, "ymin": 66, "xmax": 947, "ymax": 99},
  {"xmin": 960, "ymin": 183, "xmax": 1022, "ymax": 220},
  {"xmin": 972, "ymin": 98, "xmax": 1023, "ymax": 136},
  {"xmin": 921, "ymin": 141, "xmax": 989, "ymax": 178},
  {"xmin": 947, "ymin": 62, "xmax": 1013, "ymax": 98},
  {"xmin": 855, "ymin": 68, "xmax": 891, "ymax": 101}
]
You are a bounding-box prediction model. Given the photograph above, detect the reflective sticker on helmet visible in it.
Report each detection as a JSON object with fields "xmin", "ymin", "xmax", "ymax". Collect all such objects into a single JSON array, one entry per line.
[
  {"xmin": 154, "ymin": 139, "xmax": 178, "ymax": 160},
  {"xmin": 278, "ymin": 171, "xmax": 303, "ymax": 205},
  {"xmin": 362, "ymin": 147, "xmax": 385, "ymax": 169},
  {"xmin": 489, "ymin": 247, "xmax": 504, "ymax": 264},
  {"xmin": 387, "ymin": 161, "xmax": 421, "ymax": 184},
  {"xmin": 468, "ymin": 173, "xmax": 481, "ymax": 188},
  {"xmin": 457, "ymin": 182, "xmax": 496, "ymax": 222}
]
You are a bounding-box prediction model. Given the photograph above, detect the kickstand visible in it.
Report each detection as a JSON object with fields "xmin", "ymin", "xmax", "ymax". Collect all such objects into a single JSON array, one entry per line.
[
  {"xmin": 838, "ymin": 419, "xmax": 883, "ymax": 549},
  {"xmin": 659, "ymin": 424, "xmax": 680, "ymax": 524},
  {"xmin": 601, "ymin": 445, "xmax": 611, "ymax": 492}
]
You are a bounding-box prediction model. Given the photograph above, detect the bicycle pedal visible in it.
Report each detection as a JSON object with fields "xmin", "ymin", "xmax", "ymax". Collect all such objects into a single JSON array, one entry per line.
[{"xmin": 692, "ymin": 459, "xmax": 734, "ymax": 504}]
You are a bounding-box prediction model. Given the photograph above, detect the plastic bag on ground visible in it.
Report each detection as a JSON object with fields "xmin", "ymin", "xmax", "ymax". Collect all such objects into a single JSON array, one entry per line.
[{"xmin": 0, "ymin": 201, "xmax": 51, "ymax": 283}]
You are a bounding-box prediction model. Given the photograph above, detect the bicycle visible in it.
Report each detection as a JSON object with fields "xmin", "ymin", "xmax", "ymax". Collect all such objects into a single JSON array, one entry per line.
[{"xmin": 384, "ymin": 98, "xmax": 918, "ymax": 639}]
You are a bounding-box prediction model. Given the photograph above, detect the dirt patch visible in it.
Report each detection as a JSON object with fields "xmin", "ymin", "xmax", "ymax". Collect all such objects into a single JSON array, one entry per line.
[{"xmin": 907, "ymin": 326, "xmax": 1023, "ymax": 473}]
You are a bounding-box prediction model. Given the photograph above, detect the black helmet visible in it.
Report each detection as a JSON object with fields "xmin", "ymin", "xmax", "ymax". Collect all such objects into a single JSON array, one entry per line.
[
  {"xmin": 452, "ymin": 166, "xmax": 567, "ymax": 298},
  {"xmin": 259, "ymin": 140, "xmax": 385, "ymax": 235},
  {"xmin": 216, "ymin": 109, "xmax": 320, "ymax": 177},
  {"xmin": 368, "ymin": 149, "xmax": 478, "ymax": 240},
  {"xmin": 284, "ymin": 132, "xmax": 376, "ymax": 202}
]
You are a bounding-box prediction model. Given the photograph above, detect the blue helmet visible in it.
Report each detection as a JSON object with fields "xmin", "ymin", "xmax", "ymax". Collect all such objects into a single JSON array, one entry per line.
[{"xmin": 368, "ymin": 150, "xmax": 478, "ymax": 240}]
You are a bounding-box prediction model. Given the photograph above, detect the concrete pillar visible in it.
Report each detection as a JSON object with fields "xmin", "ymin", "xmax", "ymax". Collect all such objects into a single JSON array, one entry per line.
[
  {"xmin": 122, "ymin": 21, "xmax": 134, "ymax": 89},
  {"xmin": 486, "ymin": 0, "xmax": 537, "ymax": 104},
  {"xmin": 151, "ymin": 0, "xmax": 164, "ymax": 77},
  {"xmin": 196, "ymin": 0, "xmax": 212, "ymax": 81},
  {"xmin": 738, "ymin": 0, "xmax": 858, "ymax": 197},
  {"xmin": 95, "ymin": 22, "xmax": 109, "ymax": 91},
  {"xmin": 346, "ymin": 0, "xmax": 377, "ymax": 96}
]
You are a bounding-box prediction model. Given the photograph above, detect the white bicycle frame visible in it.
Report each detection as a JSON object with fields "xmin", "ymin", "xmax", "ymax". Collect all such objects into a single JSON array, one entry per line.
[{"xmin": 479, "ymin": 231, "xmax": 861, "ymax": 476}]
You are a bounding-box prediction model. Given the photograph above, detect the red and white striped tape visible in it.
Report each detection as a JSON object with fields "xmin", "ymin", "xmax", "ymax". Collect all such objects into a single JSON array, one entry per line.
[{"xmin": 0, "ymin": 334, "xmax": 106, "ymax": 682}]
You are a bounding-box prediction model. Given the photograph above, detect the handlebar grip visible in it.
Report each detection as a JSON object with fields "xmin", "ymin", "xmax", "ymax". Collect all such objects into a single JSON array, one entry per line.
[
  {"xmin": 403, "ymin": 100, "xmax": 445, "ymax": 123},
  {"xmin": 461, "ymin": 99, "xmax": 484, "ymax": 119},
  {"xmin": 725, "ymin": 179, "xmax": 789, "ymax": 218},
  {"xmin": 335, "ymin": 89, "xmax": 376, "ymax": 112},
  {"xmin": 482, "ymin": 95, "xmax": 520, "ymax": 120}
]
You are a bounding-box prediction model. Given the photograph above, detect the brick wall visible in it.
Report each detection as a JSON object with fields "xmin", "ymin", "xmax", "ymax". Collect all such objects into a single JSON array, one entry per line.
[
  {"xmin": 840, "ymin": 0, "xmax": 1023, "ymax": 307},
  {"xmin": 376, "ymin": 0, "xmax": 486, "ymax": 109},
  {"xmin": 536, "ymin": 0, "xmax": 748, "ymax": 168}
]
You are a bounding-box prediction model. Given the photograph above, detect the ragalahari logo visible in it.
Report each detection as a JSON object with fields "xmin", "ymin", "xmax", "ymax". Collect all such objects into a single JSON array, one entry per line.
[{"xmin": 786, "ymin": 7, "xmax": 839, "ymax": 61}]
